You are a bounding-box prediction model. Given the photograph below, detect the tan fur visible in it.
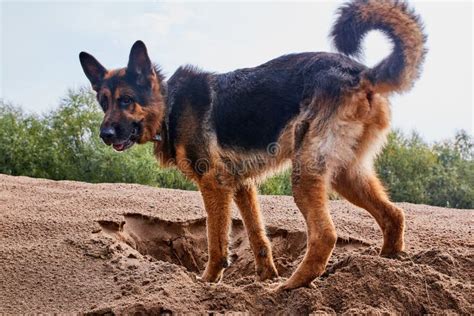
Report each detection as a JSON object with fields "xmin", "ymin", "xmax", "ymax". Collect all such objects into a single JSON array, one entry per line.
[
  {"xmin": 198, "ymin": 174, "xmax": 234, "ymax": 282},
  {"xmin": 359, "ymin": 0, "xmax": 425, "ymax": 93},
  {"xmin": 234, "ymin": 183, "xmax": 278, "ymax": 280}
]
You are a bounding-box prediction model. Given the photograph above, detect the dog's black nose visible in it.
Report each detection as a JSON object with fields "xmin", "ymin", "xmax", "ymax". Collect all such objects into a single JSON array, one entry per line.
[{"xmin": 100, "ymin": 127, "xmax": 116, "ymax": 144}]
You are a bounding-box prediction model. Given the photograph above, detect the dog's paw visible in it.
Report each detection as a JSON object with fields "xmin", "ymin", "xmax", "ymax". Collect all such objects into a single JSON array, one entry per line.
[
  {"xmin": 381, "ymin": 250, "xmax": 409, "ymax": 261},
  {"xmin": 256, "ymin": 264, "xmax": 279, "ymax": 282},
  {"xmin": 199, "ymin": 268, "xmax": 224, "ymax": 283},
  {"xmin": 270, "ymin": 277, "xmax": 315, "ymax": 293}
]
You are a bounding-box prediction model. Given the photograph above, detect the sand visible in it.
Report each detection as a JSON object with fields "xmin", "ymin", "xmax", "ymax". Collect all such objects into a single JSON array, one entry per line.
[{"xmin": 0, "ymin": 174, "xmax": 472, "ymax": 314}]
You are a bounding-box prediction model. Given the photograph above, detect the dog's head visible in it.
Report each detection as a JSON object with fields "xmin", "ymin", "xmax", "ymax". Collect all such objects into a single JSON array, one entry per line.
[{"xmin": 79, "ymin": 41, "xmax": 165, "ymax": 151}]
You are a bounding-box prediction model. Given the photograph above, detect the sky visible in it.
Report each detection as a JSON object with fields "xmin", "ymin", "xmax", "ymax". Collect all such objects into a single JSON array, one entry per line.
[{"xmin": 1, "ymin": 0, "xmax": 473, "ymax": 142}]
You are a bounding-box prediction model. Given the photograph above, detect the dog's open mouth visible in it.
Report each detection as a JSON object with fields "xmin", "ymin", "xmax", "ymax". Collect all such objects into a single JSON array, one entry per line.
[
  {"xmin": 111, "ymin": 126, "xmax": 139, "ymax": 152},
  {"xmin": 112, "ymin": 139, "xmax": 135, "ymax": 152}
]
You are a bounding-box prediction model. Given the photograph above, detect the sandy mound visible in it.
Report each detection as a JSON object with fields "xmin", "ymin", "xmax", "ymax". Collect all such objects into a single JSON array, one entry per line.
[{"xmin": 0, "ymin": 174, "xmax": 472, "ymax": 314}]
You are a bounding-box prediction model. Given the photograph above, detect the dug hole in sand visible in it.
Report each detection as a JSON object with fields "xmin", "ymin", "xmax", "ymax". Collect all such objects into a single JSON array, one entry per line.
[{"xmin": 0, "ymin": 174, "xmax": 472, "ymax": 314}]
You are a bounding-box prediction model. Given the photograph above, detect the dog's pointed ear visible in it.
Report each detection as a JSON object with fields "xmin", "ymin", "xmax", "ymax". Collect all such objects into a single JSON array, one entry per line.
[
  {"xmin": 127, "ymin": 40, "xmax": 153, "ymax": 87},
  {"xmin": 79, "ymin": 52, "xmax": 106, "ymax": 91}
]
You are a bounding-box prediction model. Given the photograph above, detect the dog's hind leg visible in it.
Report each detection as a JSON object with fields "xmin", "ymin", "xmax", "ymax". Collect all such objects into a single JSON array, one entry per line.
[
  {"xmin": 234, "ymin": 182, "xmax": 278, "ymax": 281},
  {"xmin": 199, "ymin": 180, "xmax": 233, "ymax": 282},
  {"xmin": 332, "ymin": 167, "xmax": 405, "ymax": 256},
  {"xmin": 279, "ymin": 154, "xmax": 337, "ymax": 290}
]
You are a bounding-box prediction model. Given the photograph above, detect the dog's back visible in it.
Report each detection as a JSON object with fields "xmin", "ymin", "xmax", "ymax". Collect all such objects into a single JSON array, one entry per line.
[{"xmin": 212, "ymin": 52, "xmax": 367, "ymax": 150}]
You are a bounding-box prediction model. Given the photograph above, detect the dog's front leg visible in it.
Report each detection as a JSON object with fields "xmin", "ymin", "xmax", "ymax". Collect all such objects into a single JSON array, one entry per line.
[{"xmin": 198, "ymin": 180, "xmax": 233, "ymax": 282}]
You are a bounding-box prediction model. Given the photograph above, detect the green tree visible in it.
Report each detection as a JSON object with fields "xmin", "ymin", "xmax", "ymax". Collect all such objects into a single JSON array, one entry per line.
[{"xmin": 376, "ymin": 130, "xmax": 473, "ymax": 209}]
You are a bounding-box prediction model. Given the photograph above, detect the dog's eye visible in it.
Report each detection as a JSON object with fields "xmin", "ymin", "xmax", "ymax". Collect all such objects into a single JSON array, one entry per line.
[{"xmin": 120, "ymin": 95, "xmax": 133, "ymax": 107}]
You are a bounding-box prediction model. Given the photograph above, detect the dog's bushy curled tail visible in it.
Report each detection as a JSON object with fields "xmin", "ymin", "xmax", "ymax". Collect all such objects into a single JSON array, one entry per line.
[{"xmin": 331, "ymin": 0, "xmax": 427, "ymax": 94}]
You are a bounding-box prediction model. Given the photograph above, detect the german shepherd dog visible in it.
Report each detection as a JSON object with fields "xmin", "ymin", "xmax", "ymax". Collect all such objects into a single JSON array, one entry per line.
[{"xmin": 79, "ymin": 0, "xmax": 426, "ymax": 290}]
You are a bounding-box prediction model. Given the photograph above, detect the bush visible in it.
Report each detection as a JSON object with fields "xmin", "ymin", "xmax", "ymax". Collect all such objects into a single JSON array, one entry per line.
[
  {"xmin": 259, "ymin": 169, "xmax": 292, "ymax": 195},
  {"xmin": 375, "ymin": 130, "xmax": 473, "ymax": 209},
  {"xmin": 1, "ymin": 89, "xmax": 472, "ymax": 208}
]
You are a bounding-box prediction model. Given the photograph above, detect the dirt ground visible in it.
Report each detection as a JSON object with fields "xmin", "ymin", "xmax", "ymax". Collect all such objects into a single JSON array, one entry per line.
[{"xmin": 0, "ymin": 174, "xmax": 472, "ymax": 314}]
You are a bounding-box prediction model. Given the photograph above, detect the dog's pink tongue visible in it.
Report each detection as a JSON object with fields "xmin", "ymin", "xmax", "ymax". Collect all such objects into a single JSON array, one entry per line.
[{"xmin": 113, "ymin": 143, "xmax": 125, "ymax": 151}]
